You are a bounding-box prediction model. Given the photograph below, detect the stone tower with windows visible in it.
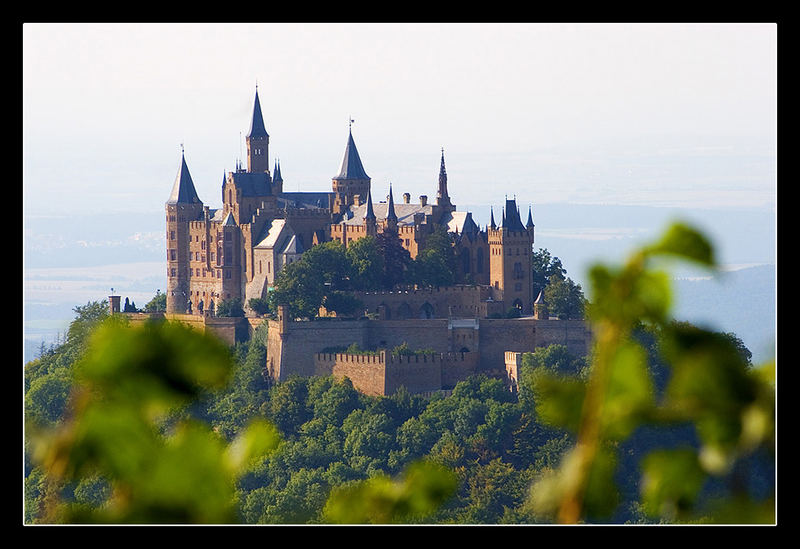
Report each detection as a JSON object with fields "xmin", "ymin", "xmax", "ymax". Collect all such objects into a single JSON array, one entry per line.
[
  {"xmin": 165, "ymin": 149, "xmax": 204, "ymax": 314},
  {"xmin": 246, "ymin": 87, "xmax": 270, "ymax": 175},
  {"xmin": 487, "ymin": 198, "xmax": 535, "ymax": 314},
  {"xmin": 331, "ymin": 126, "xmax": 371, "ymax": 218}
]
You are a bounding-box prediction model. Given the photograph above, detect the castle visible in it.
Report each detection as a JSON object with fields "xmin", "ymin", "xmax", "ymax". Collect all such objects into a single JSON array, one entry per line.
[{"xmin": 160, "ymin": 88, "xmax": 592, "ymax": 395}]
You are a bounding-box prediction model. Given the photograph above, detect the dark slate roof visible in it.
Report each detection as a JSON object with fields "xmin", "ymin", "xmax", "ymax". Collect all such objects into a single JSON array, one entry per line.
[
  {"xmin": 386, "ymin": 185, "xmax": 398, "ymax": 222},
  {"xmin": 273, "ymin": 159, "xmax": 283, "ymax": 182},
  {"xmin": 344, "ymin": 201, "xmax": 434, "ymax": 226},
  {"xmin": 526, "ymin": 206, "xmax": 535, "ymax": 229},
  {"xmin": 364, "ymin": 188, "xmax": 376, "ymax": 221},
  {"xmin": 247, "ymin": 89, "xmax": 269, "ymax": 138},
  {"xmin": 334, "ymin": 130, "xmax": 369, "ymax": 180},
  {"xmin": 166, "ymin": 153, "xmax": 201, "ymax": 205},
  {"xmin": 502, "ymin": 199, "xmax": 527, "ymax": 232},
  {"xmin": 278, "ymin": 191, "xmax": 334, "ymax": 210},
  {"xmin": 232, "ymin": 171, "xmax": 272, "ymax": 197}
]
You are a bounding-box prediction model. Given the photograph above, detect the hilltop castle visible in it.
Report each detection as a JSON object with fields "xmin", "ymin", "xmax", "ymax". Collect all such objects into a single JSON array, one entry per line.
[{"xmin": 161, "ymin": 88, "xmax": 591, "ymax": 395}]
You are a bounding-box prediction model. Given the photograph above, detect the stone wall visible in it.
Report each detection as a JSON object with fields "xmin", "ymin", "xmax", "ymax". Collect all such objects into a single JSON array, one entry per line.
[{"xmin": 313, "ymin": 350, "xmax": 479, "ymax": 396}]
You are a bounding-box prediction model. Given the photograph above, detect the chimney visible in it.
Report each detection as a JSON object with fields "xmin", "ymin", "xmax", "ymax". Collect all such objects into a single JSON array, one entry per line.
[
  {"xmin": 353, "ymin": 194, "xmax": 361, "ymax": 207},
  {"xmin": 419, "ymin": 195, "xmax": 428, "ymax": 206},
  {"xmin": 403, "ymin": 192, "xmax": 411, "ymax": 204}
]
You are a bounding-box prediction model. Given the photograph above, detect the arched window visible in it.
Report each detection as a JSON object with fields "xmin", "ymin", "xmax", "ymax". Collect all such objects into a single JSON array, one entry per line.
[
  {"xmin": 461, "ymin": 248, "xmax": 471, "ymax": 274},
  {"xmin": 476, "ymin": 248, "xmax": 484, "ymax": 273}
]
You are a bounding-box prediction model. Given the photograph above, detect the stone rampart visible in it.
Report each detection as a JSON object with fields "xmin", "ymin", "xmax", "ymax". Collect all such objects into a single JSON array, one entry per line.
[{"xmin": 313, "ymin": 350, "xmax": 479, "ymax": 396}]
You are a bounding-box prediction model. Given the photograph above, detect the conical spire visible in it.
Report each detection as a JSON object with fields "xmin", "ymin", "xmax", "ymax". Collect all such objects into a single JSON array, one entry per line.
[
  {"xmin": 247, "ymin": 87, "xmax": 268, "ymax": 138},
  {"xmin": 167, "ymin": 149, "xmax": 201, "ymax": 204},
  {"xmin": 502, "ymin": 198, "xmax": 526, "ymax": 232},
  {"xmin": 386, "ymin": 183, "xmax": 398, "ymax": 223},
  {"xmin": 273, "ymin": 159, "xmax": 283, "ymax": 182},
  {"xmin": 335, "ymin": 128, "xmax": 370, "ymax": 180},
  {"xmin": 437, "ymin": 147, "xmax": 452, "ymax": 207},
  {"xmin": 364, "ymin": 187, "xmax": 376, "ymax": 221},
  {"xmin": 526, "ymin": 205, "xmax": 535, "ymax": 229},
  {"xmin": 490, "ymin": 207, "xmax": 497, "ymax": 230}
]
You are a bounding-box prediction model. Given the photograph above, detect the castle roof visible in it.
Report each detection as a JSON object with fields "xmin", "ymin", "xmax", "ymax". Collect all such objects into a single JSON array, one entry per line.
[
  {"xmin": 364, "ymin": 187, "xmax": 376, "ymax": 221},
  {"xmin": 501, "ymin": 198, "xmax": 527, "ymax": 232},
  {"xmin": 343, "ymin": 201, "xmax": 435, "ymax": 226},
  {"xmin": 526, "ymin": 205, "xmax": 535, "ymax": 229},
  {"xmin": 386, "ymin": 184, "xmax": 398, "ymax": 223},
  {"xmin": 278, "ymin": 191, "xmax": 334, "ymax": 210},
  {"xmin": 231, "ymin": 171, "xmax": 272, "ymax": 197},
  {"xmin": 273, "ymin": 159, "xmax": 283, "ymax": 182},
  {"xmin": 247, "ymin": 88, "xmax": 269, "ymax": 139},
  {"xmin": 255, "ymin": 219, "xmax": 288, "ymax": 250},
  {"xmin": 334, "ymin": 129, "xmax": 369, "ymax": 180},
  {"xmin": 166, "ymin": 152, "xmax": 201, "ymax": 205},
  {"xmin": 445, "ymin": 211, "xmax": 479, "ymax": 236},
  {"xmin": 280, "ymin": 234, "xmax": 304, "ymax": 255},
  {"xmin": 222, "ymin": 211, "xmax": 237, "ymax": 226}
]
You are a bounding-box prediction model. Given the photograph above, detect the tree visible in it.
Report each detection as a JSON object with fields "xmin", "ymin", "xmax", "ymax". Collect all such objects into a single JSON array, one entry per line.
[
  {"xmin": 248, "ymin": 297, "xmax": 271, "ymax": 316},
  {"xmin": 375, "ymin": 231, "xmax": 411, "ymax": 289},
  {"xmin": 143, "ymin": 290, "xmax": 166, "ymax": 312},
  {"xmin": 406, "ymin": 226, "xmax": 456, "ymax": 288},
  {"xmin": 345, "ymin": 236, "xmax": 384, "ymax": 290},
  {"xmin": 216, "ymin": 297, "xmax": 245, "ymax": 317},
  {"xmin": 531, "ymin": 249, "xmax": 566, "ymax": 298},
  {"xmin": 544, "ymin": 274, "xmax": 586, "ymax": 320}
]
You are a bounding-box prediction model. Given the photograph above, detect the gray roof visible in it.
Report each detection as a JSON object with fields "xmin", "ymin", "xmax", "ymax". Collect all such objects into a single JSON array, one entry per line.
[
  {"xmin": 334, "ymin": 130, "xmax": 369, "ymax": 180},
  {"xmin": 343, "ymin": 201, "xmax": 434, "ymax": 226},
  {"xmin": 278, "ymin": 191, "xmax": 333, "ymax": 210},
  {"xmin": 247, "ymin": 89, "xmax": 269, "ymax": 138},
  {"xmin": 232, "ymin": 171, "xmax": 272, "ymax": 197},
  {"xmin": 166, "ymin": 153, "xmax": 201, "ymax": 205}
]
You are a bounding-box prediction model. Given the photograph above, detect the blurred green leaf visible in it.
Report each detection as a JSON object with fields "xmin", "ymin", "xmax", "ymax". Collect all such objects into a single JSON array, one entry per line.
[
  {"xmin": 645, "ymin": 222, "xmax": 716, "ymax": 267},
  {"xmin": 640, "ymin": 448, "xmax": 706, "ymax": 521},
  {"xmin": 601, "ymin": 340, "xmax": 654, "ymax": 440},
  {"xmin": 531, "ymin": 370, "xmax": 586, "ymax": 433},
  {"xmin": 225, "ymin": 418, "xmax": 281, "ymax": 472}
]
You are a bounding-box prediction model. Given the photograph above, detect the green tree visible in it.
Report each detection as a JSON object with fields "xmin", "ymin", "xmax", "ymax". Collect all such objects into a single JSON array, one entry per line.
[
  {"xmin": 544, "ymin": 274, "xmax": 586, "ymax": 320},
  {"xmin": 375, "ymin": 231, "xmax": 411, "ymax": 289},
  {"xmin": 216, "ymin": 297, "xmax": 245, "ymax": 317},
  {"xmin": 248, "ymin": 297, "xmax": 271, "ymax": 316},
  {"xmin": 345, "ymin": 235, "xmax": 385, "ymax": 290},
  {"xmin": 143, "ymin": 290, "xmax": 166, "ymax": 312},
  {"xmin": 531, "ymin": 249, "xmax": 566, "ymax": 298},
  {"xmin": 406, "ymin": 226, "xmax": 456, "ymax": 288},
  {"xmin": 28, "ymin": 319, "xmax": 280, "ymax": 523}
]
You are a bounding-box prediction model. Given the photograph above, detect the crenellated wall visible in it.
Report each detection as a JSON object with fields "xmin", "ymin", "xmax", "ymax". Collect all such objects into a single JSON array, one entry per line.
[{"xmin": 313, "ymin": 350, "xmax": 479, "ymax": 396}]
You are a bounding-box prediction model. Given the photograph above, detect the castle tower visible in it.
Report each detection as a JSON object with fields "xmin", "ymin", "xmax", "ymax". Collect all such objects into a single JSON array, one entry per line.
[
  {"xmin": 384, "ymin": 183, "xmax": 398, "ymax": 232},
  {"xmin": 166, "ymin": 149, "xmax": 204, "ymax": 314},
  {"xmin": 273, "ymin": 158, "xmax": 283, "ymax": 195},
  {"xmin": 436, "ymin": 148, "xmax": 454, "ymax": 213},
  {"xmin": 246, "ymin": 87, "xmax": 270, "ymax": 174},
  {"xmin": 533, "ymin": 290, "xmax": 548, "ymax": 320},
  {"xmin": 488, "ymin": 198, "xmax": 534, "ymax": 314},
  {"xmin": 332, "ymin": 124, "xmax": 371, "ymax": 217},
  {"xmin": 364, "ymin": 186, "xmax": 377, "ymax": 236}
]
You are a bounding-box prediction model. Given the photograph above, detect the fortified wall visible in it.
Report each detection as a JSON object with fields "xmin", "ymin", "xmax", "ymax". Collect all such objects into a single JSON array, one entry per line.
[
  {"xmin": 266, "ymin": 305, "xmax": 592, "ymax": 395},
  {"xmin": 314, "ymin": 350, "xmax": 479, "ymax": 397}
]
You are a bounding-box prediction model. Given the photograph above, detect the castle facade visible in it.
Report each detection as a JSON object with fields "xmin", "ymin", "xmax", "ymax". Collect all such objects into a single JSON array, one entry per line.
[
  {"xmin": 165, "ymin": 88, "xmax": 536, "ymax": 318},
  {"xmin": 162, "ymin": 88, "xmax": 591, "ymax": 395}
]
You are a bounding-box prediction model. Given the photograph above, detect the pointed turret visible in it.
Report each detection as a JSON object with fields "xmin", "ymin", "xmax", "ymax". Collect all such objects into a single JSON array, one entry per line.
[
  {"xmin": 436, "ymin": 148, "xmax": 453, "ymax": 209},
  {"xmin": 490, "ymin": 207, "xmax": 497, "ymax": 230},
  {"xmin": 336, "ymin": 128, "xmax": 370, "ymax": 180},
  {"xmin": 526, "ymin": 205, "xmax": 535, "ymax": 229},
  {"xmin": 273, "ymin": 159, "xmax": 283, "ymax": 182},
  {"xmin": 167, "ymin": 149, "xmax": 201, "ymax": 205},
  {"xmin": 364, "ymin": 187, "xmax": 376, "ymax": 222},
  {"xmin": 247, "ymin": 87, "xmax": 269, "ymax": 139},
  {"xmin": 332, "ymin": 124, "xmax": 371, "ymax": 217},
  {"xmin": 246, "ymin": 87, "xmax": 269, "ymax": 173},
  {"xmin": 501, "ymin": 198, "xmax": 526, "ymax": 232},
  {"xmin": 386, "ymin": 183, "xmax": 398, "ymax": 225}
]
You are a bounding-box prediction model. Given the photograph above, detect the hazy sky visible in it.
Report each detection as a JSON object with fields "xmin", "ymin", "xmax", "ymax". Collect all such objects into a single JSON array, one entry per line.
[{"xmin": 23, "ymin": 23, "xmax": 777, "ymax": 216}]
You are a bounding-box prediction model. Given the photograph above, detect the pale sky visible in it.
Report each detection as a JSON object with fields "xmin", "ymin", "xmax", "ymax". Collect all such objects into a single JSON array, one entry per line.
[{"xmin": 22, "ymin": 23, "xmax": 777, "ymax": 216}]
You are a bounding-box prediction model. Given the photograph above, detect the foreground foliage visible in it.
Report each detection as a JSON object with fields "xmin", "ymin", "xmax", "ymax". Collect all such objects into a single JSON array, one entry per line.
[{"xmin": 24, "ymin": 222, "xmax": 775, "ymax": 524}]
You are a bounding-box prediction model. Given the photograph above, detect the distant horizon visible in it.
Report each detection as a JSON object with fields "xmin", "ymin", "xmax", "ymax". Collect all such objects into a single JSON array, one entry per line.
[{"xmin": 24, "ymin": 23, "xmax": 776, "ymax": 217}]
